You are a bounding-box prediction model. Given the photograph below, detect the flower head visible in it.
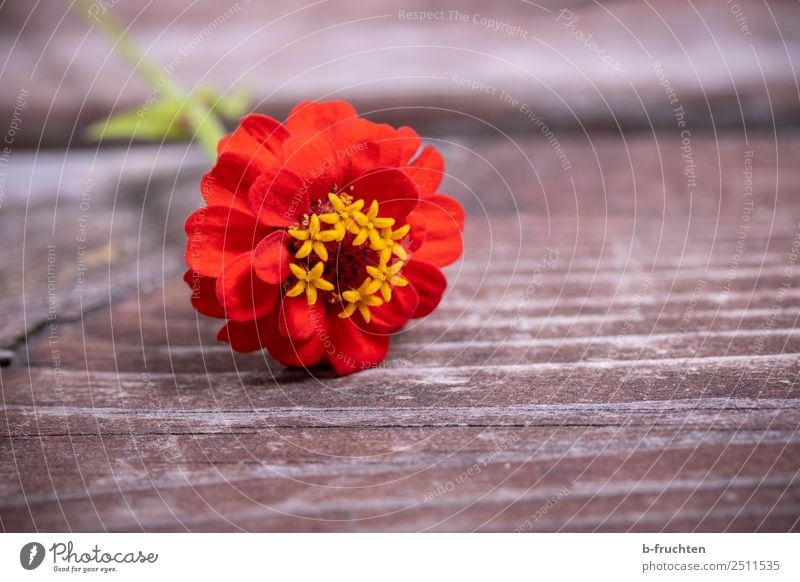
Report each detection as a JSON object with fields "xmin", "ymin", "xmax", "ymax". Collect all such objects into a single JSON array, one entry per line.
[{"xmin": 184, "ymin": 100, "xmax": 465, "ymax": 375}]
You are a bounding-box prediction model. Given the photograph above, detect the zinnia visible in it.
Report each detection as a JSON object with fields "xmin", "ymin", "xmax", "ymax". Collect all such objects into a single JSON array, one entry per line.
[{"xmin": 184, "ymin": 101, "xmax": 464, "ymax": 375}]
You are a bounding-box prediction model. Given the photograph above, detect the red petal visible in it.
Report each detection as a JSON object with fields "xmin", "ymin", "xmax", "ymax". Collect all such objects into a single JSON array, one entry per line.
[
  {"xmin": 370, "ymin": 283, "xmax": 419, "ymax": 333},
  {"xmin": 216, "ymin": 252, "xmax": 278, "ymax": 321},
  {"xmin": 253, "ymin": 230, "xmax": 292, "ymax": 284},
  {"xmin": 217, "ymin": 307, "xmax": 325, "ymax": 363},
  {"xmin": 283, "ymin": 101, "xmax": 394, "ymax": 193},
  {"xmin": 184, "ymin": 206, "xmax": 268, "ymax": 278},
  {"xmin": 404, "ymin": 145, "xmax": 444, "ymax": 198},
  {"xmin": 395, "ymin": 126, "xmax": 422, "ymax": 164},
  {"xmin": 280, "ymin": 135, "xmax": 341, "ymax": 199},
  {"xmin": 409, "ymin": 194, "xmax": 465, "ymax": 267},
  {"xmin": 327, "ymin": 316, "xmax": 390, "ymax": 376},
  {"xmin": 432, "ymin": 193, "xmax": 465, "ymax": 231},
  {"xmin": 249, "ymin": 167, "xmax": 310, "ymax": 227},
  {"xmin": 240, "ymin": 114, "xmax": 290, "ymax": 147},
  {"xmin": 217, "ymin": 317, "xmax": 268, "ymax": 352},
  {"xmin": 348, "ymin": 167, "xmax": 419, "ymax": 220},
  {"xmin": 183, "ymin": 270, "xmax": 225, "ymax": 318},
  {"xmin": 342, "ymin": 118, "xmax": 402, "ymax": 169},
  {"xmin": 405, "ymin": 210, "xmax": 428, "ymax": 252},
  {"xmin": 277, "ymin": 295, "xmax": 324, "ymax": 341},
  {"xmin": 403, "ymin": 259, "xmax": 447, "ymax": 318},
  {"xmin": 282, "ymin": 131, "xmax": 381, "ymax": 201},
  {"xmin": 217, "ymin": 114, "xmax": 289, "ymax": 168},
  {"xmin": 265, "ymin": 312, "xmax": 327, "ymax": 367},
  {"xmin": 200, "ymin": 152, "xmax": 264, "ymax": 215},
  {"xmin": 285, "ymin": 100, "xmax": 358, "ymax": 137}
]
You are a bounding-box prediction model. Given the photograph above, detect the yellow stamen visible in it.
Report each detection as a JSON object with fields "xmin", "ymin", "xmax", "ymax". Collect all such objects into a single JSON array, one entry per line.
[
  {"xmin": 349, "ymin": 200, "xmax": 395, "ymax": 247},
  {"xmin": 366, "ymin": 260, "xmax": 408, "ymax": 302},
  {"xmin": 286, "ymin": 261, "xmax": 334, "ymax": 305},
  {"xmin": 288, "ymin": 213, "xmax": 343, "ymax": 261},
  {"xmin": 338, "ymin": 277, "xmax": 383, "ymax": 323},
  {"xmin": 319, "ymin": 193, "xmax": 363, "ymax": 238},
  {"xmin": 281, "ymin": 197, "xmax": 412, "ymax": 312},
  {"xmin": 378, "ymin": 224, "xmax": 410, "ymax": 264}
]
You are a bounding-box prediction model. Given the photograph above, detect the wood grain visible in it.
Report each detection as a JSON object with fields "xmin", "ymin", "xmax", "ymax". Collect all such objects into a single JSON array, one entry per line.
[
  {"xmin": 1, "ymin": 131, "xmax": 800, "ymax": 532},
  {"xmin": 2, "ymin": 0, "xmax": 799, "ymax": 145}
]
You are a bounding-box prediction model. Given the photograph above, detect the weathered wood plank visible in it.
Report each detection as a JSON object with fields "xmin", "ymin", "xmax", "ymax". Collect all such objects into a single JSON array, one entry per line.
[
  {"xmin": 0, "ymin": 148, "xmax": 202, "ymax": 351},
  {"xmin": 2, "ymin": 443, "xmax": 797, "ymax": 532},
  {"xmin": 2, "ymin": 129, "xmax": 800, "ymax": 532},
  {"xmin": 3, "ymin": 0, "xmax": 800, "ymax": 145},
  {"xmin": 3, "ymin": 353, "xmax": 799, "ymax": 409},
  {"xmin": 20, "ymin": 327, "xmax": 800, "ymax": 372}
]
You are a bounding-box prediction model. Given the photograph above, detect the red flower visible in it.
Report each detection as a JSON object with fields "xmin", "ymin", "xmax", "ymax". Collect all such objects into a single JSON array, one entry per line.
[{"xmin": 184, "ymin": 101, "xmax": 465, "ymax": 375}]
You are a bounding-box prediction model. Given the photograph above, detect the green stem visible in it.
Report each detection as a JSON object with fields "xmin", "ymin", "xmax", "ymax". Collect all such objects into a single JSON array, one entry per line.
[{"xmin": 73, "ymin": 0, "xmax": 224, "ymax": 160}]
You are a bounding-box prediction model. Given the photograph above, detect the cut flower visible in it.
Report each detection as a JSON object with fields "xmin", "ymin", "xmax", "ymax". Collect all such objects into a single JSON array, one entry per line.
[{"xmin": 184, "ymin": 100, "xmax": 465, "ymax": 375}]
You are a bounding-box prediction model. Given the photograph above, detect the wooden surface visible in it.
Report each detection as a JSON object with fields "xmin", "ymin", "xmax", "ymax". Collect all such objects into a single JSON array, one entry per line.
[{"xmin": 1, "ymin": 130, "xmax": 800, "ymax": 532}]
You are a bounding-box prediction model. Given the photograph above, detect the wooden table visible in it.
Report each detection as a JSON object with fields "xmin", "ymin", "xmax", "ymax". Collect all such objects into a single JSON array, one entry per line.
[{"xmin": 1, "ymin": 130, "xmax": 799, "ymax": 531}]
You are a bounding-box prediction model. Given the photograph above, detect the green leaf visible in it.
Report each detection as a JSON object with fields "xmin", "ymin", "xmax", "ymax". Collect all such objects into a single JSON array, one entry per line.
[
  {"xmin": 197, "ymin": 85, "xmax": 251, "ymax": 120},
  {"xmin": 85, "ymin": 99, "xmax": 189, "ymax": 142}
]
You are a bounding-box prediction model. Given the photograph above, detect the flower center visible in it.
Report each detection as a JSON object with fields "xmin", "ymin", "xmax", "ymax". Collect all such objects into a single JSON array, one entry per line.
[{"xmin": 283, "ymin": 192, "xmax": 410, "ymax": 323}]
